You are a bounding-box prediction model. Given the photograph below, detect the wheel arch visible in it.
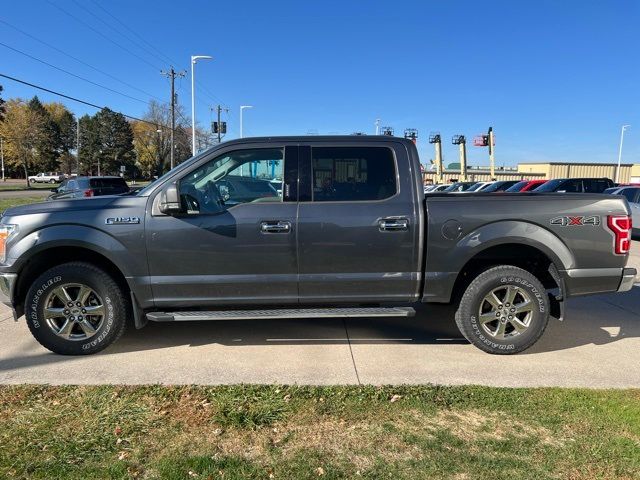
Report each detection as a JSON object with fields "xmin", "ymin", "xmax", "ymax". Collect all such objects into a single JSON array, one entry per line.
[{"xmin": 14, "ymin": 246, "xmax": 130, "ymax": 318}]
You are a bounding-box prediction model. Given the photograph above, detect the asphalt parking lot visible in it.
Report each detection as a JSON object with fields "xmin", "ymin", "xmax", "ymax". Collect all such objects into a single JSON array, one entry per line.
[{"xmin": 1, "ymin": 243, "xmax": 639, "ymax": 387}]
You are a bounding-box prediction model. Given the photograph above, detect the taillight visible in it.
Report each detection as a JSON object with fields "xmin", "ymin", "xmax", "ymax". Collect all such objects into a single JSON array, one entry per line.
[
  {"xmin": 83, "ymin": 189, "xmax": 94, "ymax": 197},
  {"xmin": 607, "ymin": 215, "xmax": 632, "ymax": 255}
]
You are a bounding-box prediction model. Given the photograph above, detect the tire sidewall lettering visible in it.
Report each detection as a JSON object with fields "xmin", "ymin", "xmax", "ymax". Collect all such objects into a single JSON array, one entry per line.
[{"xmin": 29, "ymin": 275, "xmax": 62, "ymax": 330}]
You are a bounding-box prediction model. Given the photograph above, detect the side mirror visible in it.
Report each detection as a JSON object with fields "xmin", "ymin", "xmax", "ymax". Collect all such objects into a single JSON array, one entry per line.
[
  {"xmin": 50, "ymin": 188, "xmax": 58, "ymax": 193},
  {"xmin": 159, "ymin": 184, "xmax": 182, "ymax": 214}
]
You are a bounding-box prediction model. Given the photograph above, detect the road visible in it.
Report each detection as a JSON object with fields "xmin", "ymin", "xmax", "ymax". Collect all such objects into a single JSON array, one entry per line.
[
  {"xmin": 1, "ymin": 283, "xmax": 638, "ymax": 388},
  {"xmin": 0, "ymin": 189, "xmax": 50, "ymax": 199}
]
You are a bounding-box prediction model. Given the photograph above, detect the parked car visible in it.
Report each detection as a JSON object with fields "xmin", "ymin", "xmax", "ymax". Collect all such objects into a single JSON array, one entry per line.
[
  {"xmin": 443, "ymin": 181, "xmax": 477, "ymax": 192},
  {"xmin": 478, "ymin": 180, "xmax": 520, "ymax": 193},
  {"xmin": 465, "ymin": 181, "xmax": 494, "ymax": 192},
  {"xmin": 28, "ymin": 172, "xmax": 65, "ymax": 184},
  {"xmin": 48, "ymin": 176, "xmax": 130, "ymax": 200},
  {"xmin": 429, "ymin": 184, "xmax": 449, "ymax": 192},
  {"xmin": 0, "ymin": 136, "xmax": 634, "ymax": 356},
  {"xmin": 505, "ymin": 179, "xmax": 547, "ymax": 192},
  {"xmin": 533, "ymin": 178, "xmax": 614, "ymax": 193},
  {"xmin": 605, "ymin": 186, "xmax": 640, "ymax": 239}
]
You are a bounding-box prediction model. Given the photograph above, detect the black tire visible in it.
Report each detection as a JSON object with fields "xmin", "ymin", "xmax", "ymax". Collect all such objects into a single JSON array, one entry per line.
[
  {"xmin": 455, "ymin": 265, "xmax": 549, "ymax": 355},
  {"xmin": 25, "ymin": 262, "xmax": 128, "ymax": 355},
  {"xmin": 49, "ymin": 178, "xmax": 56, "ymax": 183}
]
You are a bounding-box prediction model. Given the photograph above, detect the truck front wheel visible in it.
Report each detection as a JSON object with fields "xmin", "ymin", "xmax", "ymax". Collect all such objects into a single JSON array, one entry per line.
[
  {"xmin": 455, "ymin": 266, "xmax": 550, "ymax": 355},
  {"xmin": 24, "ymin": 262, "xmax": 128, "ymax": 355}
]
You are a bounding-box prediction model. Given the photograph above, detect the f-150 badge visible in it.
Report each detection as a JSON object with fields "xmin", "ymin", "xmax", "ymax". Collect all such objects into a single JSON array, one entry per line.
[
  {"xmin": 550, "ymin": 215, "xmax": 600, "ymax": 226},
  {"xmin": 105, "ymin": 217, "xmax": 140, "ymax": 225}
]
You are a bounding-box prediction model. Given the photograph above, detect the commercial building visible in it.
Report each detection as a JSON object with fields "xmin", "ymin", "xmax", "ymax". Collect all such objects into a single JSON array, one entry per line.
[{"xmin": 423, "ymin": 162, "xmax": 640, "ymax": 184}]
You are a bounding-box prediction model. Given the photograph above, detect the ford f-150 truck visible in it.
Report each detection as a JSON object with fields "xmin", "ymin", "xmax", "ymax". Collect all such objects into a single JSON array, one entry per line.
[{"xmin": 0, "ymin": 136, "xmax": 635, "ymax": 355}]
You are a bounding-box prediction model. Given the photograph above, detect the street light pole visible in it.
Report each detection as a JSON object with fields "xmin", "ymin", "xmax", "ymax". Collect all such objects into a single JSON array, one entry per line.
[
  {"xmin": 190, "ymin": 55, "xmax": 213, "ymax": 155},
  {"xmin": 240, "ymin": 105, "xmax": 253, "ymax": 139},
  {"xmin": 616, "ymin": 125, "xmax": 630, "ymax": 183},
  {"xmin": 0, "ymin": 136, "xmax": 5, "ymax": 182}
]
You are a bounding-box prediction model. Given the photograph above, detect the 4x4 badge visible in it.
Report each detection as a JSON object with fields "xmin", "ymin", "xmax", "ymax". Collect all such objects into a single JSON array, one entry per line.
[
  {"xmin": 550, "ymin": 216, "xmax": 600, "ymax": 226},
  {"xmin": 105, "ymin": 217, "xmax": 140, "ymax": 225}
]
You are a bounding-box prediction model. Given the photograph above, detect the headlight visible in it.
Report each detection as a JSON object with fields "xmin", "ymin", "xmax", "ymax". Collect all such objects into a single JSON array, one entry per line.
[{"xmin": 0, "ymin": 224, "xmax": 17, "ymax": 263}]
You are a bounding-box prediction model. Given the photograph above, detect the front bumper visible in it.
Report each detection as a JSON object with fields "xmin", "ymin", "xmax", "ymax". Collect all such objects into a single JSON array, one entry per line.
[
  {"xmin": 618, "ymin": 268, "xmax": 637, "ymax": 292},
  {"xmin": 0, "ymin": 273, "xmax": 17, "ymax": 306}
]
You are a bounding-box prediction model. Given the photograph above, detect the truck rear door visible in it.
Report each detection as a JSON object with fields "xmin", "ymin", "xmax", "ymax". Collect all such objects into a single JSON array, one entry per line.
[{"xmin": 296, "ymin": 141, "xmax": 422, "ymax": 303}]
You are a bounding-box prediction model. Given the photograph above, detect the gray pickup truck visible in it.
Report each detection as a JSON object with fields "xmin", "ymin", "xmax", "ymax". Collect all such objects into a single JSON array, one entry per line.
[{"xmin": 0, "ymin": 136, "xmax": 635, "ymax": 355}]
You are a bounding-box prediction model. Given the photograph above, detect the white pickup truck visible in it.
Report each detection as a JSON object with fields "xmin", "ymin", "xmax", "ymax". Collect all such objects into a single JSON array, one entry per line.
[{"xmin": 28, "ymin": 172, "xmax": 65, "ymax": 184}]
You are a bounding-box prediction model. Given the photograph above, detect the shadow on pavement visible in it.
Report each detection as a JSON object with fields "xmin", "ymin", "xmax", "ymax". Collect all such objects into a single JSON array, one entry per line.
[{"xmin": 1, "ymin": 289, "xmax": 638, "ymax": 374}]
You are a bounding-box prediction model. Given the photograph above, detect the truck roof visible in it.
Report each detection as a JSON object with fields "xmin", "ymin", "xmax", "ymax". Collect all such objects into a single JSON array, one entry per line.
[{"xmin": 219, "ymin": 135, "xmax": 417, "ymax": 146}]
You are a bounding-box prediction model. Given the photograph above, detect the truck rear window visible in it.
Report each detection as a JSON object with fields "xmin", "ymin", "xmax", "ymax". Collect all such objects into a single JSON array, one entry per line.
[{"xmin": 311, "ymin": 147, "xmax": 396, "ymax": 202}]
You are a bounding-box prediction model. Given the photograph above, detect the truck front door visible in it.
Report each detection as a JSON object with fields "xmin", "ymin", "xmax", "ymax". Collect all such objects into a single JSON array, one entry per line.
[
  {"xmin": 145, "ymin": 145, "xmax": 299, "ymax": 308},
  {"xmin": 296, "ymin": 142, "xmax": 422, "ymax": 303}
]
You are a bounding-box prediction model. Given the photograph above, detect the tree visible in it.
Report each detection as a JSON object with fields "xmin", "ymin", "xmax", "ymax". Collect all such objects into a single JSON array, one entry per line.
[
  {"xmin": 0, "ymin": 99, "xmax": 47, "ymax": 186},
  {"xmin": 0, "ymin": 85, "xmax": 5, "ymax": 123},
  {"xmin": 78, "ymin": 114, "xmax": 101, "ymax": 175},
  {"xmin": 132, "ymin": 100, "xmax": 192, "ymax": 178},
  {"xmin": 77, "ymin": 108, "xmax": 136, "ymax": 176},
  {"xmin": 27, "ymin": 96, "xmax": 60, "ymax": 172},
  {"xmin": 94, "ymin": 108, "xmax": 135, "ymax": 175},
  {"xmin": 45, "ymin": 102, "xmax": 77, "ymax": 165}
]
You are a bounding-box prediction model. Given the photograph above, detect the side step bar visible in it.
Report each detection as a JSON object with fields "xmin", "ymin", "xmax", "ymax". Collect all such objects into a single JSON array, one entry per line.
[{"xmin": 146, "ymin": 307, "xmax": 415, "ymax": 322}]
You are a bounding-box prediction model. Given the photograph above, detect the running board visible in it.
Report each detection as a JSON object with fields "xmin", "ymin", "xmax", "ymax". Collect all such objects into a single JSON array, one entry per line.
[{"xmin": 146, "ymin": 307, "xmax": 415, "ymax": 322}]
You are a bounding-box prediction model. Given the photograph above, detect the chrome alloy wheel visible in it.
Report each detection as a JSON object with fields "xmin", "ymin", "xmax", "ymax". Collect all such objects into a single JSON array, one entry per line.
[
  {"xmin": 43, "ymin": 283, "xmax": 105, "ymax": 341},
  {"xmin": 478, "ymin": 285, "xmax": 534, "ymax": 339}
]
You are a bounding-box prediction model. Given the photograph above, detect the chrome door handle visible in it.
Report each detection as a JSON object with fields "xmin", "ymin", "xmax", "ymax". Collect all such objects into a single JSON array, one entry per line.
[
  {"xmin": 260, "ymin": 220, "xmax": 291, "ymax": 233},
  {"xmin": 379, "ymin": 218, "xmax": 409, "ymax": 232}
]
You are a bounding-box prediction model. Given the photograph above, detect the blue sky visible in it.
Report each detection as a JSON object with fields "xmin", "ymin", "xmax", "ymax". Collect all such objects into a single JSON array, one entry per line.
[{"xmin": 1, "ymin": 0, "xmax": 638, "ymax": 167}]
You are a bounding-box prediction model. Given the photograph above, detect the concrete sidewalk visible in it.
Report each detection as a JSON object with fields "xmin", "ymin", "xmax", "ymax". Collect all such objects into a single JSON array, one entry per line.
[{"xmin": 1, "ymin": 288, "xmax": 639, "ymax": 387}]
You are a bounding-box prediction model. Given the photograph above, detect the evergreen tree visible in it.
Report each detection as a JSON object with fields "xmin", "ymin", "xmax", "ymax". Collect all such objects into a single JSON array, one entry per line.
[
  {"xmin": 27, "ymin": 96, "xmax": 60, "ymax": 172},
  {"xmin": 78, "ymin": 114, "xmax": 100, "ymax": 175},
  {"xmin": 0, "ymin": 85, "xmax": 5, "ymax": 122},
  {"xmin": 94, "ymin": 108, "xmax": 135, "ymax": 175}
]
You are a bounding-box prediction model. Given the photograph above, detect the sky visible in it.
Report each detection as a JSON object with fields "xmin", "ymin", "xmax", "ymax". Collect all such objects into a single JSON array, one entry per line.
[{"xmin": 1, "ymin": 0, "xmax": 639, "ymax": 167}]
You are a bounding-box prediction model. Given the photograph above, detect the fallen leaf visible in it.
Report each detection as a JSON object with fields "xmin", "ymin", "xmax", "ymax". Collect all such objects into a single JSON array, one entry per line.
[
  {"xmin": 390, "ymin": 394, "xmax": 402, "ymax": 403},
  {"xmin": 117, "ymin": 451, "xmax": 128, "ymax": 461},
  {"xmin": 114, "ymin": 426, "xmax": 122, "ymax": 436},
  {"xmin": 315, "ymin": 467, "xmax": 325, "ymax": 476}
]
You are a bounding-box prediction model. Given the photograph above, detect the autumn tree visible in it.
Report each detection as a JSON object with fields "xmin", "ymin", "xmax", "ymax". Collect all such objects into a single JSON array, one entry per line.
[
  {"xmin": 0, "ymin": 99, "xmax": 46, "ymax": 186},
  {"xmin": 131, "ymin": 100, "xmax": 193, "ymax": 178}
]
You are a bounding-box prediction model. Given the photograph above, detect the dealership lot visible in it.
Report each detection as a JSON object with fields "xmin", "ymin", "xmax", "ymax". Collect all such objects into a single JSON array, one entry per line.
[{"xmin": 1, "ymin": 243, "xmax": 638, "ymax": 387}]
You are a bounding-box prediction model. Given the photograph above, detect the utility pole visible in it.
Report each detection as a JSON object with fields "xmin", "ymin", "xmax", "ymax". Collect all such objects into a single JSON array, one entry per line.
[
  {"xmin": 161, "ymin": 66, "xmax": 186, "ymax": 169},
  {"xmin": 375, "ymin": 118, "xmax": 381, "ymax": 135},
  {"xmin": 212, "ymin": 105, "xmax": 228, "ymax": 143},
  {"xmin": 76, "ymin": 117, "xmax": 80, "ymax": 174}
]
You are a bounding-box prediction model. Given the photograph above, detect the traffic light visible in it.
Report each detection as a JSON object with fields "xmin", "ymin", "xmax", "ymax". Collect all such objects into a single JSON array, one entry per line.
[{"xmin": 212, "ymin": 122, "xmax": 227, "ymax": 134}]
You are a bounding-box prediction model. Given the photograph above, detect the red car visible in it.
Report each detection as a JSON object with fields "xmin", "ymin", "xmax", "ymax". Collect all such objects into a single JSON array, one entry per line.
[{"xmin": 505, "ymin": 179, "xmax": 547, "ymax": 192}]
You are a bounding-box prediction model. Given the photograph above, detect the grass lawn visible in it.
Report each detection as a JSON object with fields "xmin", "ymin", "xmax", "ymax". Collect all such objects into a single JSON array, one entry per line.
[
  {"xmin": 0, "ymin": 385, "xmax": 638, "ymax": 479},
  {"xmin": 0, "ymin": 196, "xmax": 47, "ymax": 212}
]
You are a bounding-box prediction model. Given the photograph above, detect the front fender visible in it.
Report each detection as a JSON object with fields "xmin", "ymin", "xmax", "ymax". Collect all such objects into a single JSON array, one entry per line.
[{"xmin": 7, "ymin": 225, "xmax": 137, "ymax": 277}]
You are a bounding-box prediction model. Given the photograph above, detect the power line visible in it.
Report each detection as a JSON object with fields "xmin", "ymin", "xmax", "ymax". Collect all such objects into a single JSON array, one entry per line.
[
  {"xmin": 0, "ymin": 19, "xmax": 164, "ymax": 103},
  {"xmin": 0, "ymin": 41, "xmax": 150, "ymax": 105},
  {"xmin": 0, "ymin": 72, "xmax": 170, "ymax": 130},
  {"xmin": 44, "ymin": 0, "xmax": 162, "ymax": 72},
  {"xmin": 71, "ymin": 0, "xmax": 172, "ymax": 68},
  {"xmin": 88, "ymin": 0, "xmax": 176, "ymax": 67}
]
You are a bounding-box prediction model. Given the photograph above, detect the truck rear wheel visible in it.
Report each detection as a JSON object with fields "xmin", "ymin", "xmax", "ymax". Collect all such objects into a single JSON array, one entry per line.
[
  {"xmin": 25, "ymin": 262, "xmax": 128, "ymax": 355},
  {"xmin": 455, "ymin": 265, "xmax": 549, "ymax": 355}
]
